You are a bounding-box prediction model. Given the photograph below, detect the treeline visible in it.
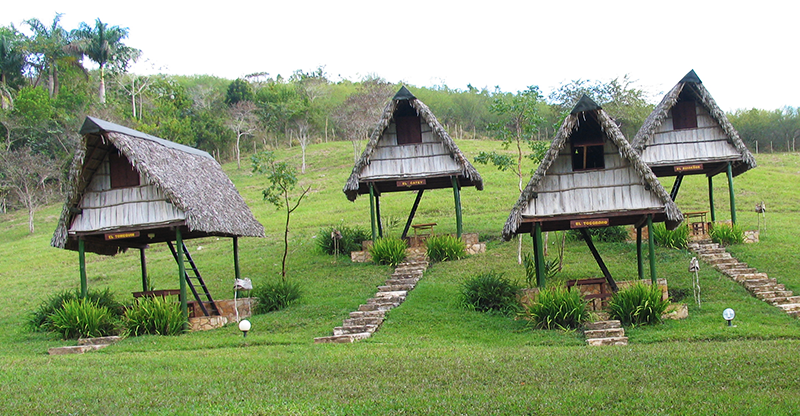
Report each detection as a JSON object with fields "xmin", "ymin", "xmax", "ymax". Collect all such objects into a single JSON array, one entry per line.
[{"xmin": 1, "ymin": 15, "xmax": 798, "ymax": 229}]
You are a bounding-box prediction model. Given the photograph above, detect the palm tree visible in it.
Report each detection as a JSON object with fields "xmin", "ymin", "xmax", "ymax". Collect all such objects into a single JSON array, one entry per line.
[
  {"xmin": 71, "ymin": 19, "xmax": 140, "ymax": 104},
  {"xmin": 0, "ymin": 33, "xmax": 26, "ymax": 110},
  {"xmin": 24, "ymin": 14, "xmax": 82, "ymax": 99}
]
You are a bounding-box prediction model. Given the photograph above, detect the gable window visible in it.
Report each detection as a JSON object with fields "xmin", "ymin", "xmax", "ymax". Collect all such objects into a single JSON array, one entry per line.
[
  {"xmin": 672, "ymin": 100, "xmax": 697, "ymax": 130},
  {"xmin": 571, "ymin": 117, "xmax": 605, "ymax": 171},
  {"xmin": 395, "ymin": 101, "xmax": 422, "ymax": 145},
  {"xmin": 109, "ymin": 149, "xmax": 140, "ymax": 189}
]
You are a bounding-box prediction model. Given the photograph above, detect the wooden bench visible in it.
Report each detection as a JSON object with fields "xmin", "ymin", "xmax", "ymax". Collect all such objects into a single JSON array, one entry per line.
[
  {"xmin": 411, "ymin": 223, "xmax": 437, "ymax": 237},
  {"xmin": 684, "ymin": 211, "xmax": 709, "ymax": 235},
  {"xmin": 566, "ymin": 278, "xmax": 612, "ymax": 310}
]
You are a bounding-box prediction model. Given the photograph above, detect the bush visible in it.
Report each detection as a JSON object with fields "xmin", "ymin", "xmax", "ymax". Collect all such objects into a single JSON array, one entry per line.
[
  {"xmin": 710, "ymin": 222, "xmax": 744, "ymax": 246},
  {"xmin": 317, "ymin": 225, "xmax": 370, "ymax": 255},
  {"xmin": 668, "ymin": 287, "xmax": 690, "ymax": 302},
  {"xmin": 458, "ymin": 272, "xmax": 521, "ymax": 314},
  {"xmin": 652, "ymin": 223, "xmax": 689, "ymax": 249},
  {"xmin": 28, "ymin": 288, "xmax": 123, "ymax": 332},
  {"xmin": 253, "ymin": 279, "xmax": 302, "ymax": 313},
  {"xmin": 426, "ymin": 235, "xmax": 466, "ymax": 262},
  {"xmin": 48, "ymin": 299, "xmax": 119, "ymax": 340},
  {"xmin": 522, "ymin": 252, "xmax": 561, "ymax": 287},
  {"xmin": 520, "ymin": 287, "xmax": 590, "ymax": 330},
  {"xmin": 124, "ymin": 296, "xmax": 187, "ymax": 336},
  {"xmin": 608, "ymin": 283, "xmax": 670, "ymax": 326},
  {"xmin": 369, "ymin": 237, "xmax": 407, "ymax": 266},
  {"xmin": 569, "ymin": 225, "xmax": 628, "ymax": 243}
]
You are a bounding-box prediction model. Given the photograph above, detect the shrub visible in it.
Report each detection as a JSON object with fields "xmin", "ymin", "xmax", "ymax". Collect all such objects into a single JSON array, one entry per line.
[
  {"xmin": 426, "ymin": 235, "xmax": 466, "ymax": 262},
  {"xmin": 458, "ymin": 272, "xmax": 521, "ymax": 314},
  {"xmin": 28, "ymin": 288, "xmax": 123, "ymax": 332},
  {"xmin": 124, "ymin": 296, "xmax": 187, "ymax": 336},
  {"xmin": 668, "ymin": 287, "xmax": 690, "ymax": 302},
  {"xmin": 317, "ymin": 225, "xmax": 370, "ymax": 255},
  {"xmin": 522, "ymin": 253, "xmax": 561, "ymax": 287},
  {"xmin": 569, "ymin": 225, "xmax": 628, "ymax": 243},
  {"xmin": 253, "ymin": 279, "xmax": 302, "ymax": 313},
  {"xmin": 608, "ymin": 283, "xmax": 670, "ymax": 326},
  {"xmin": 48, "ymin": 299, "xmax": 119, "ymax": 339},
  {"xmin": 710, "ymin": 222, "xmax": 744, "ymax": 246},
  {"xmin": 369, "ymin": 237, "xmax": 407, "ymax": 266},
  {"xmin": 652, "ymin": 223, "xmax": 689, "ymax": 249},
  {"xmin": 520, "ymin": 287, "xmax": 590, "ymax": 330}
]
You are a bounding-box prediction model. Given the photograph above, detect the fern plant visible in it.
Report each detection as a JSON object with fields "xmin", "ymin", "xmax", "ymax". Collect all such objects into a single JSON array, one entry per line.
[
  {"xmin": 426, "ymin": 235, "xmax": 466, "ymax": 262},
  {"xmin": 48, "ymin": 299, "xmax": 119, "ymax": 340},
  {"xmin": 124, "ymin": 296, "xmax": 187, "ymax": 336},
  {"xmin": 710, "ymin": 222, "xmax": 744, "ymax": 246},
  {"xmin": 520, "ymin": 287, "xmax": 590, "ymax": 330},
  {"xmin": 369, "ymin": 237, "xmax": 407, "ymax": 266},
  {"xmin": 608, "ymin": 283, "xmax": 669, "ymax": 326},
  {"xmin": 652, "ymin": 223, "xmax": 689, "ymax": 249}
]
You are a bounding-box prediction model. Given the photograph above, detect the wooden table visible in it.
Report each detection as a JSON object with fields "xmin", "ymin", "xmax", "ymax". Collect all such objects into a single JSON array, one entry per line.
[
  {"xmin": 684, "ymin": 211, "xmax": 709, "ymax": 234},
  {"xmin": 411, "ymin": 222, "xmax": 437, "ymax": 237},
  {"xmin": 132, "ymin": 289, "xmax": 181, "ymax": 299}
]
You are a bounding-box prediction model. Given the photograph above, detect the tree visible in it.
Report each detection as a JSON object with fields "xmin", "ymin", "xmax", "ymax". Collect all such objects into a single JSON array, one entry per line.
[
  {"xmin": 0, "ymin": 29, "xmax": 26, "ymax": 110},
  {"xmin": 226, "ymin": 101, "xmax": 258, "ymax": 169},
  {"xmin": 0, "ymin": 147, "xmax": 60, "ymax": 233},
  {"xmin": 71, "ymin": 18, "xmax": 140, "ymax": 104},
  {"xmin": 251, "ymin": 151, "xmax": 310, "ymax": 280},
  {"xmin": 24, "ymin": 14, "xmax": 84, "ymax": 99},
  {"xmin": 333, "ymin": 77, "xmax": 394, "ymax": 161},
  {"xmin": 224, "ymin": 78, "xmax": 254, "ymax": 106}
]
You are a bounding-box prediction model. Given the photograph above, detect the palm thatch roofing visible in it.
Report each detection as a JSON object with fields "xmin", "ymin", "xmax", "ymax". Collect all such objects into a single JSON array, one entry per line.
[
  {"xmin": 632, "ymin": 70, "xmax": 756, "ymax": 177},
  {"xmin": 52, "ymin": 116, "xmax": 264, "ymax": 255},
  {"xmin": 343, "ymin": 86, "xmax": 483, "ymax": 201},
  {"xmin": 502, "ymin": 96, "xmax": 683, "ymax": 240}
]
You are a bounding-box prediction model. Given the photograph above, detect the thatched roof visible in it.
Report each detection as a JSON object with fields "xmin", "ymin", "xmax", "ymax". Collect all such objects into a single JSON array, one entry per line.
[
  {"xmin": 502, "ymin": 96, "xmax": 683, "ymax": 240},
  {"xmin": 632, "ymin": 70, "xmax": 756, "ymax": 177},
  {"xmin": 343, "ymin": 86, "xmax": 483, "ymax": 201},
  {"xmin": 52, "ymin": 116, "xmax": 264, "ymax": 255}
]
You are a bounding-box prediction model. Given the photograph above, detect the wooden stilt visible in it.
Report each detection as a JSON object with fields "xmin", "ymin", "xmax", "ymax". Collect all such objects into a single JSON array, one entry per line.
[
  {"xmin": 451, "ymin": 176, "xmax": 463, "ymax": 239},
  {"xmin": 534, "ymin": 223, "xmax": 545, "ymax": 288},
  {"xmin": 670, "ymin": 174, "xmax": 684, "ymax": 201},
  {"xmin": 233, "ymin": 237, "xmax": 240, "ymax": 281},
  {"xmin": 79, "ymin": 238, "xmax": 87, "ymax": 299},
  {"xmin": 636, "ymin": 226, "xmax": 643, "ymax": 280},
  {"xmin": 727, "ymin": 162, "xmax": 737, "ymax": 225},
  {"xmin": 401, "ymin": 190, "xmax": 424, "ymax": 239},
  {"xmin": 375, "ymin": 194, "xmax": 383, "ymax": 238},
  {"xmin": 140, "ymin": 248, "xmax": 148, "ymax": 292},
  {"xmin": 708, "ymin": 176, "xmax": 716, "ymax": 222},
  {"xmin": 648, "ymin": 214, "xmax": 656, "ymax": 284},
  {"xmin": 368, "ymin": 183, "xmax": 377, "ymax": 241},
  {"xmin": 176, "ymin": 228, "xmax": 188, "ymax": 327},
  {"xmin": 579, "ymin": 228, "xmax": 618, "ymax": 292}
]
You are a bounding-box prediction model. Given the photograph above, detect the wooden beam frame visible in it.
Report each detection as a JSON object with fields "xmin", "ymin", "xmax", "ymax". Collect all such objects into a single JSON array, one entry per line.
[
  {"xmin": 708, "ymin": 175, "xmax": 716, "ymax": 222},
  {"xmin": 578, "ymin": 228, "xmax": 618, "ymax": 292},
  {"xmin": 727, "ymin": 162, "xmax": 737, "ymax": 225},
  {"xmin": 140, "ymin": 248, "xmax": 148, "ymax": 292},
  {"xmin": 670, "ymin": 174, "xmax": 684, "ymax": 201},
  {"xmin": 79, "ymin": 238, "xmax": 87, "ymax": 299},
  {"xmin": 401, "ymin": 190, "xmax": 424, "ymax": 240},
  {"xmin": 176, "ymin": 228, "xmax": 188, "ymax": 328},
  {"xmin": 636, "ymin": 226, "xmax": 644, "ymax": 280},
  {"xmin": 648, "ymin": 214, "xmax": 656, "ymax": 284},
  {"xmin": 451, "ymin": 176, "xmax": 463, "ymax": 239},
  {"xmin": 368, "ymin": 183, "xmax": 377, "ymax": 241}
]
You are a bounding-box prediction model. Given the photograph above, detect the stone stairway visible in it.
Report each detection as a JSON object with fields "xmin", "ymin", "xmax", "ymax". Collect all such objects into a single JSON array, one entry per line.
[
  {"xmin": 48, "ymin": 336, "xmax": 122, "ymax": 355},
  {"xmin": 315, "ymin": 257, "xmax": 429, "ymax": 343},
  {"xmin": 584, "ymin": 320, "xmax": 628, "ymax": 346},
  {"xmin": 688, "ymin": 239, "xmax": 800, "ymax": 318}
]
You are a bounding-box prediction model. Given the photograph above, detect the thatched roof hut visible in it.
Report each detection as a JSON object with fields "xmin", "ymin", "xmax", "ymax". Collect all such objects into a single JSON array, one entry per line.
[
  {"xmin": 343, "ymin": 86, "xmax": 483, "ymax": 202},
  {"xmin": 632, "ymin": 70, "xmax": 756, "ymax": 178},
  {"xmin": 52, "ymin": 116, "xmax": 265, "ymax": 256},
  {"xmin": 503, "ymin": 95, "xmax": 683, "ymax": 241}
]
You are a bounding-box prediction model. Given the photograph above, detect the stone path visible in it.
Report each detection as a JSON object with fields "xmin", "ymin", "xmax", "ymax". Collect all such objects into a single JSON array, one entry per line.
[
  {"xmin": 688, "ymin": 239, "xmax": 800, "ymax": 318},
  {"xmin": 315, "ymin": 257, "xmax": 429, "ymax": 344},
  {"xmin": 584, "ymin": 320, "xmax": 628, "ymax": 346},
  {"xmin": 48, "ymin": 336, "xmax": 122, "ymax": 355}
]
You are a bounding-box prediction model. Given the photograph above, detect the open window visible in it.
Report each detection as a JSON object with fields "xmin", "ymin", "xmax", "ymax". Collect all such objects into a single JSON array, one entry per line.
[
  {"xmin": 571, "ymin": 117, "xmax": 605, "ymax": 171},
  {"xmin": 672, "ymin": 100, "xmax": 698, "ymax": 130},
  {"xmin": 109, "ymin": 148, "xmax": 140, "ymax": 189},
  {"xmin": 395, "ymin": 100, "xmax": 422, "ymax": 145}
]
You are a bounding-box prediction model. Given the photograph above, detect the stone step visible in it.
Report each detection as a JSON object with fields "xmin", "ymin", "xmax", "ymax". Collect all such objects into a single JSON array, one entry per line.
[
  {"xmin": 695, "ymin": 247, "xmax": 727, "ymax": 255},
  {"xmin": 786, "ymin": 296, "xmax": 800, "ymax": 304},
  {"xmin": 349, "ymin": 310, "xmax": 385, "ymax": 319},
  {"xmin": 585, "ymin": 320, "xmax": 621, "ymax": 330},
  {"xmin": 586, "ymin": 337, "xmax": 628, "ymax": 346},
  {"xmin": 777, "ymin": 303, "xmax": 800, "ymax": 312},
  {"xmin": 787, "ymin": 310, "xmax": 800, "ymax": 318},
  {"xmin": 77, "ymin": 336, "xmax": 122, "ymax": 346},
  {"xmin": 314, "ymin": 332, "xmax": 372, "ymax": 344},
  {"xmin": 584, "ymin": 328, "xmax": 625, "ymax": 338},
  {"xmin": 723, "ymin": 267, "xmax": 759, "ymax": 277},
  {"xmin": 48, "ymin": 344, "xmax": 108, "ymax": 355},
  {"xmin": 378, "ymin": 284, "xmax": 415, "ymax": 292},
  {"xmin": 334, "ymin": 324, "xmax": 379, "ymax": 335},
  {"xmin": 752, "ymin": 287, "xmax": 788, "ymax": 296},
  {"xmin": 375, "ymin": 290, "xmax": 407, "ymax": 298},
  {"xmin": 731, "ymin": 273, "xmax": 769, "ymax": 283},
  {"xmin": 392, "ymin": 271, "xmax": 424, "ymax": 279},
  {"xmin": 358, "ymin": 303, "xmax": 397, "ymax": 312},
  {"xmin": 343, "ymin": 316, "xmax": 384, "ymax": 326},
  {"xmin": 710, "ymin": 259, "xmax": 743, "ymax": 268},
  {"xmin": 699, "ymin": 253, "xmax": 733, "ymax": 261},
  {"xmin": 385, "ymin": 278, "xmax": 420, "ymax": 285}
]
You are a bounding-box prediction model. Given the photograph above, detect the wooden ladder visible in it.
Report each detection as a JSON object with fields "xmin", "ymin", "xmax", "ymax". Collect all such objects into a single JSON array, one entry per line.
[{"xmin": 167, "ymin": 241, "xmax": 220, "ymax": 317}]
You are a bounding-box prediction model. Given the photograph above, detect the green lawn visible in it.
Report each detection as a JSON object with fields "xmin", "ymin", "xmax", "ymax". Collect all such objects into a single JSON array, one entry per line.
[{"xmin": 1, "ymin": 141, "xmax": 799, "ymax": 414}]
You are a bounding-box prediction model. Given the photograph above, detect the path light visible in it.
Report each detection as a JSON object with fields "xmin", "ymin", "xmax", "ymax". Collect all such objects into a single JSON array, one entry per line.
[
  {"xmin": 723, "ymin": 308, "xmax": 735, "ymax": 327},
  {"xmin": 239, "ymin": 319, "xmax": 251, "ymax": 337}
]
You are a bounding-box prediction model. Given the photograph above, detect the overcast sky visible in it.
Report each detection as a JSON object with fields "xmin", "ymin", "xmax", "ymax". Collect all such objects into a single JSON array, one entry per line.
[{"xmin": 5, "ymin": 0, "xmax": 798, "ymax": 112}]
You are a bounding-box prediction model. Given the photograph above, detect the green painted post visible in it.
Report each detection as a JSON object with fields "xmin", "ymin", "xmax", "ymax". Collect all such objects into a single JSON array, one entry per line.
[
  {"xmin": 78, "ymin": 238, "xmax": 87, "ymax": 299},
  {"xmin": 534, "ymin": 223, "xmax": 545, "ymax": 288},
  {"xmin": 708, "ymin": 176, "xmax": 716, "ymax": 222},
  {"xmin": 176, "ymin": 228, "xmax": 188, "ymax": 327},
  {"xmin": 233, "ymin": 237, "xmax": 240, "ymax": 281},
  {"xmin": 368, "ymin": 183, "xmax": 377, "ymax": 242},
  {"xmin": 727, "ymin": 162, "xmax": 737, "ymax": 225},
  {"xmin": 375, "ymin": 194, "xmax": 383, "ymax": 238},
  {"xmin": 140, "ymin": 248, "xmax": 148, "ymax": 292},
  {"xmin": 636, "ymin": 226, "xmax": 644, "ymax": 280},
  {"xmin": 648, "ymin": 214, "xmax": 656, "ymax": 284},
  {"xmin": 451, "ymin": 177, "xmax": 463, "ymax": 238}
]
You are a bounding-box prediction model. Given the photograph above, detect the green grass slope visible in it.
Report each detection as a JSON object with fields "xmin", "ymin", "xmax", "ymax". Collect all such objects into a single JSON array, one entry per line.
[{"xmin": 1, "ymin": 141, "xmax": 799, "ymax": 414}]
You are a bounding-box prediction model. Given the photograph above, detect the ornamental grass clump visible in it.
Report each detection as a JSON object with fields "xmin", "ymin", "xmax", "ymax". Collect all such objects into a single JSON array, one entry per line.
[
  {"xmin": 48, "ymin": 299, "xmax": 119, "ymax": 340},
  {"xmin": 458, "ymin": 271, "xmax": 521, "ymax": 315},
  {"xmin": 652, "ymin": 223, "xmax": 689, "ymax": 249},
  {"xmin": 608, "ymin": 282, "xmax": 670, "ymax": 326},
  {"xmin": 317, "ymin": 225, "xmax": 370, "ymax": 255},
  {"xmin": 124, "ymin": 296, "xmax": 187, "ymax": 336},
  {"xmin": 425, "ymin": 235, "xmax": 466, "ymax": 262},
  {"xmin": 253, "ymin": 279, "xmax": 302, "ymax": 313},
  {"xmin": 28, "ymin": 288, "xmax": 123, "ymax": 332},
  {"xmin": 520, "ymin": 287, "xmax": 590, "ymax": 330},
  {"xmin": 369, "ymin": 237, "xmax": 407, "ymax": 266},
  {"xmin": 710, "ymin": 222, "xmax": 744, "ymax": 246}
]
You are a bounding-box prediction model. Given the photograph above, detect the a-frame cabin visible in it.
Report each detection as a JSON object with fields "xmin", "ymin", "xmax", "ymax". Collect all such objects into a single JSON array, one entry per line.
[
  {"xmin": 632, "ymin": 70, "xmax": 756, "ymax": 224},
  {"xmin": 344, "ymin": 86, "xmax": 483, "ymax": 240},
  {"xmin": 503, "ymin": 96, "xmax": 683, "ymax": 288},
  {"xmin": 52, "ymin": 117, "xmax": 265, "ymax": 321}
]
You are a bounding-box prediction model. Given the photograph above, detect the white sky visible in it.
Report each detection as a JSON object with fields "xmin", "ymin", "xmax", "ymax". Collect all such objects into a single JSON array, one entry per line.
[{"xmin": 5, "ymin": 0, "xmax": 798, "ymax": 111}]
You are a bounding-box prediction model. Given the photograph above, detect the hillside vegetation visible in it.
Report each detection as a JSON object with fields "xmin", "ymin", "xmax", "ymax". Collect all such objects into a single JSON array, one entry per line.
[{"xmin": 1, "ymin": 140, "xmax": 799, "ymax": 414}]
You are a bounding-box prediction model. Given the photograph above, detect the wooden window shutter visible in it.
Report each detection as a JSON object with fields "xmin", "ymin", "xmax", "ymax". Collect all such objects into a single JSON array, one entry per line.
[
  {"xmin": 109, "ymin": 150, "xmax": 140, "ymax": 189},
  {"xmin": 396, "ymin": 116, "xmax": 422, "ymax": 145},
  {"xmin": 672, "ymin": 100, "xmax": 698, "ymax": 130}
]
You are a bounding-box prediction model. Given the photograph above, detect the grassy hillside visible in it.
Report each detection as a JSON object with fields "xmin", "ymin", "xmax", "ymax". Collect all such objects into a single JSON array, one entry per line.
[{"xmin": 1, "ymin": 140, "xmax": 799, "ymax": 414}]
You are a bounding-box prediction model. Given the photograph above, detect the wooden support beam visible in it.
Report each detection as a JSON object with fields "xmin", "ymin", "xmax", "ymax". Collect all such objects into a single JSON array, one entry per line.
[
  {"xmin": 648, "ymin": 214, "xmax": 656, "ymax": 284},
  {"xmin": 233, "ymin": 237, "xmax": 240, "ymax": 282},
  {"xmin": 534, "ymin": 223, "xmax": 545, "ymax": 288},
  {"xmin": 579, "ymin": 228, "xmax": 618, "ymax": 292},
  {"xmin": 708, "ymin": 176, "xmax": 716, "ymax": 222},
  {"xmin": 79, "ymin": 238, "xmax": 87, "ymax": 299},
  {"xmin": 140, "ymin": 248, "xmax": 148, "ymax": 292},
  {"xmin": 368, "ymin": 183, "xmax": 377, "ymax": 241},
  {"xmin": 727, "ymin": 162, "xmax": 737, "ymax": 225},
  {"xmin": 451, "ymin": 176, "xmax": 463, "ymax": 239},
  {"xmin": 636, "ymin": 226, "xmax": 644, "ymax": 280},
  {"xmin": 670, "ymin": 174, "xmax": 684, "ymax": 201},
  {"xmin": 401, "ymin": 190, "xmax": 424, "ymax": 239},
  {"xmin": 176, "ymin": 228, "xmax": 188, "ymax": 328},
  {"xmin": 375, "ymin": 194, "xmax": 383, "ymax": 238}
]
